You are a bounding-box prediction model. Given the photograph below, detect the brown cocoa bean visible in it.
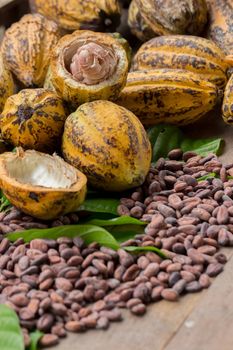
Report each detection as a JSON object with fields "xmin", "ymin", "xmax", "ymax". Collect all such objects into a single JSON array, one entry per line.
[
  {"xmin": 81, "ymin": 315, "xmax": 97, "ymax": 329},
  {"xmin": 185, "ymin": 281, "xmax": 202, "ymax": 293},
  {"xmin": 151, "ymin": 285, "xmax": 164, "ymax": 301},
  {"xmin": 215, "ymin": 253, "xmax": 227, "ymax": 264},
  {"xmin": 37, "ymin": 314, "xmax": 55, "ymax": 332},
  {"xmin": 168, "ymin": 272, "xmax": 181, "ymax": 287},
  {"xmin": 168, "ymin": 148, "xmax": 183, "ymax": 160},
  {"xmin": 118, "ymin": 249, "xmax": 134, "ymax": 267},
  {"xmin": 0, "ymin": 224, "xmax": 12, "ymax": 234},
  {"xmin": 0, "ymin": 238, "xmax": 10, "ymax": 254},
  {"xmin": 162, "ymin": 237, "xmax": 176, "ymax": 250},
  {"xmin": 30, "ymin": 239, "xmax": 48, "ymax": 253},
  {"xmin": 199, "ymin": 274, "xmax": 211, "ymax": 288},
  {"xmin": 192, "ymin": 236, "xmax": 204, "ymax": 248},
  {"xmin": 206, "ymin": 263, "xmax": 224, "ymax": 277},
  {"xmin": 157, "ymin": 271, "xmax": 169, "ymax": 283},
  {"xmin": 65, "ymin": 321, "xmax": 85, "ymax": 332},
  {"xmin": 197, "ymin": 244, "xmax": 217, "ymax": 256},
  {"xmin": 166, "ymin": 263, "xmax": 182, "ymax": 273},
  {"xmin": 114, "ymin": 265, "xmax": 126, "ymax": 281},
  {"xmin": 83, "ymin": 285, "xmax": 95, "ymax": 301},
  {"xmin": 161, "ymin": 288, "xmax": 178, "ymax": 301},
  {"xmin": 99, "ymin": 308, "xmax": 122, "ymax": 321},
  {"xmin": 96, "ymin": 316, "xmax": 109, "ymax": 329},
  {"xmin": 217, "ymin": 205, "xmax": 229, "ymax": 224},
  {"xmin": 145, "ymin": 252, "xmax": 162, "ymax": 263},
  {"xmin": 126, "ymin": 298, "xmax": 141, "ymax": 309},
  {"xmin": 9, "ymin": 293, "xmax": 29, "ymax": 307},
  {"xmin": 173, "ymin": 255, "xmax": 192, "ymax": 265},
  {"xmin": 122, "ymin": 264, "xmax": 140, "ymax": 282},
  {"xmin": 160, "ymin": 259, "xmax": 172, "ymax": 270},
  {"xmin": 137, "ymin": 256, "xmax": 150, "ymax": 269},
  {"xmin": 91, "ymin": 259, "xmax": 108, "ymax": 276},
  {"xmin": 172, "ymin": 279, "xmax": 186, "ymax": 294},
  {"xmin": 191, "ymin": 208, "xmax": 211, "ymax": 221},
  {"xmin": 51, "ymin": 324, "xmax": 67, "ymax": 338},
  {"xmin": 187, "ymin": 249, "xmax": 205, "ymax": 264},
  {"xmin": 18, "ymin": 256, "xmax": 30, "ymax": 271},
  {"xmin": 130, "ymin": 303, "xmax": 147, "ymax": 315},
  {"xmin": 218, "ymin": 228, "xmax": 229, "ymax": 246},
  {"xmin": 39, "ymin": 278, "xmax": 54, "ymax": 291},
  {"xmin": 120, "ymin": 198, "xmax": 135, "ymax": 209},
  {"xmin": 55, "ymin": 278, "xmax": 73, "ymax": 292},
  {"xmin": 67, "ymin": 255, "xmax": 83, "ymax": 266},
  {"xmin": 0, "ymin": 255, "xmax": 10, "ymax": 269},
  {"xmin": 157, "ymin": 203, "xmax": 176, "ymax": 218},
  {"xmin": 133, "ymin": 283, "xmax": 151, "ymax": 303},
  {"xmin": 78, "ymin": 307, "xmax": 91, "ymax": 318},
  {"xmin": 19, "ymin": 308, "xmax": 36, "ymax": 321},
  {"xmin": 130, "ymin": 206, "xmax": 144, "ymax": 218},
  {"xmin": 40, "ymin": 297, "xmax": 51, "ymax": 310},
  {"xmin": 180, "ymin": 271, "xmax": 196, "ymax": 282},
  {"xmin": 143, "ymin": 263, "xmax": 160, "ymax": 278},
  {"xmin": 39, "ymin": 334, "xmax": 59, "ymax": 347},
  {"xmin": 120, "ymin": 288, "xmax": 133, "ymax": 302},
  {"xmin": 168, "ymin": 194, "xmax": 183, "ymax": 210}
]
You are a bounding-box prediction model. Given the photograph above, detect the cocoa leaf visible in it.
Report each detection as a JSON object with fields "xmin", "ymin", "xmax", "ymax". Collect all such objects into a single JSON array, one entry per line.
[{"xmin": 0, "ymin": 305, "xmax": 24, "ymax": 350}]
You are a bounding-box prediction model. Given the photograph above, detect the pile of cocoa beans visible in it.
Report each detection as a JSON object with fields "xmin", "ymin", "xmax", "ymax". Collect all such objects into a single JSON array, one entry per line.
[{"xmin": 1, "ymin": 149, "xmax": 233, "ymax": 347}]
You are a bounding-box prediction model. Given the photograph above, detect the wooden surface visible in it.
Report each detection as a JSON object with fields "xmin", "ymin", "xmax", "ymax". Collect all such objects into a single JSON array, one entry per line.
[{"xmin": 1, "ymin": 3, "xmax": 233, "ymax": 349}]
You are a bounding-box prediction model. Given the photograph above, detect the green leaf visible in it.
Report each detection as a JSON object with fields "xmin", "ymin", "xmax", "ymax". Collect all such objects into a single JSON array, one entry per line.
[
  {"xmin": 78, "ymin": 198, "xmax": 119, "ymax": 216},
  {"xmin": 7, "ymin": 225, "xmax": 120, "ymax": 250},
  {"xmin": 197, "ymin": 172, "xmax": 217, "ymax": 182},
  {"xmin": 84, "ymin": 216, "xmax": 146, "ymax": 227},
  {"xmin": 0, "ymin": 305, "xmax": 24, "ymax": 350},
  {"xmin": 27, "ymin": 331, "xmax": 43, "ymax": 350},
  {"xmin": 124, "ymin": 246, "xmax": 166, "ymax": 258},
  {"xmin": 0, "ymin": 190, "xmax": 12, "ymax": 212},
  {"xmin": 197, "ymin": 173, "xmax": 233, "ymax": 182},
  {"xmin": 147, "ymin": 124, "xmax": 223, "ymax": 161},
  {"xmin": 181, "ymin": 138, "xmax": 223, "ymax": 156},
  {"xmin": 84, "ymin": 217, "xmax": 147, "ymax": 243},
  {"xmin": 7, "ymin": 222, "xmax": 164, "ymax": 258}
]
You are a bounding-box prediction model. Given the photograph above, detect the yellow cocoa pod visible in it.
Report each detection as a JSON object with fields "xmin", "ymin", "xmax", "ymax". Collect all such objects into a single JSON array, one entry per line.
[
  {"xmin": 30, "ymin": 0, "xmax": 121, "ymax": 32},
  {"xmin": 1, "ymin": 14, "xmax": 60, "ymax": 87},
  {"xmin": 128, "ymin": 0, "xmax": 207, "ymax": 41},
  {"xmin": 207, "ymin": 0, "xmax": 233, "ymax": 56},
  {"xmin": 132, "ymin": 35, "xmax": 229, "ymax": 89},
  {"xmin": 222, "ymin": 74, "xmax": 233, "ymax": 124},
  {"xmin": 62, "ymin": 101, "xmax": 151, "ymax": 191},
  {"xmin": 50, "ymin": 30, "xmax": 128, "ymax": 107},
  {"xmin": 116, "ymin": 69, "xmax": 218, "ymax": 126},
  {"xmin": 0, "ymin": 149, "xmax": 87, "ymax": 220},
  {"xmin": 128, "ymin": 0, "xmax": 155, "ymax": 42},
  {"xmin": 0, "ymin": 55, "xmax": 14, "ymax": 113},
  {"xmin": 0, "ymin": 89, "xmax": 67, "ymax": 153}
]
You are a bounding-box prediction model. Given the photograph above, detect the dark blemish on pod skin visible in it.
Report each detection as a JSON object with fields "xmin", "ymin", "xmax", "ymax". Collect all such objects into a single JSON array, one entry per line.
[{"xmin": 29, "ymin": 192, "xmax": 39, "ymax": 202}]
